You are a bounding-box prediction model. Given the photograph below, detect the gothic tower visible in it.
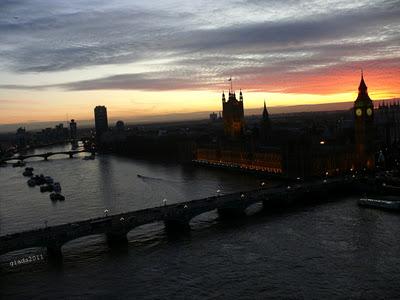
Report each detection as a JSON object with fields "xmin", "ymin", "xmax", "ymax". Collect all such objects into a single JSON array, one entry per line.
[
  {"xmin": 260, "ymin": 100, "xmax": 271, "ymax": 140},
  {"xmin": 222, "ymin": 87, "xmax": 245, "ymax": 138},
  {"xmin": 354, "ymin": 71, "xmax": 374, "ymax": 169}
]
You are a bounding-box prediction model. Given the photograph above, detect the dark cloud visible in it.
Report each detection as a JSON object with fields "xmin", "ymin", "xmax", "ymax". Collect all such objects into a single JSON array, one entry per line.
[{"xmin": 0, "ymin": 0, "xmax": 399, "ymax": 93}]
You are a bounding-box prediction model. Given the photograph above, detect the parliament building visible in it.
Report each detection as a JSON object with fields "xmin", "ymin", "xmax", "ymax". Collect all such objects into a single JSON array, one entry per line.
[
  {"xmin": 195, "ymin": 73, "xmax": 378, "ymax": 178},
  {"xmin": 222, "ymin": 90, "xmax": 245, "ymax": 138}
]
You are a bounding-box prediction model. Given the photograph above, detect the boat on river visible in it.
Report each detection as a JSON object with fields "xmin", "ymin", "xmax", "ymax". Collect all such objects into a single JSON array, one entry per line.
[
  {"xmin": 53, "ymin": 182, "xmax": 61, "ymax": 193},
  {"xmin": 44, "ymin": 176, "xmax": 53, "ymax": 184},
  {"xmin": 50, "ymin": 192, "xmax": 65, "ymax": 201},
  {"xmin": 358, "ymin": 196, "xmax": 400, "ymax": 211},
  {"xmin": 23, "ymin": 167, "xmax": 34, "ymax": 177},
  {"xmin": 40, "ymin": 184, "xmax": 54, "ymax": 193}
]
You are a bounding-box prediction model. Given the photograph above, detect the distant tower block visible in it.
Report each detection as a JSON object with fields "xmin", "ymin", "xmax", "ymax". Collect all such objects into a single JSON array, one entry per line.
[
  {"xmin": 69, "ymin": 119, "xmax": 77, "ymax": 140},
  {"xmin": 94, "ymin": 106, "xmax": 109, "ymax": 142},
  {"xmin": 222, "ymin": 84, "xmax": 245, "ymax": 138},
  {"xmin": 353, "ymin": 71, "xmax": 375, "ymax": 169}
]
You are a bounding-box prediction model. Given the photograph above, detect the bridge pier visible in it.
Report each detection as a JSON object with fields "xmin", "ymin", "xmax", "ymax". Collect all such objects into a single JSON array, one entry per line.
[
  {"xmin": 106, "ymin": 231, "xmax": 128, "ymax": 245},
  {"xmin": 69, "ymin": 153, "xmax": 73, "ymax": 158},
  {"xmin": 218, "ymin": 206, "xmax": 246, "ymax": 219},
  {"xmin": 47, "ymin": 244, "xmax": 63, "ymax": 258},
  {"xmin": 44, "ymin": 156, "xmax": 48, "ymax": 161},
  {"xmin": 164, "ymin": 219, "xmax": 191, "ymax": 232}
]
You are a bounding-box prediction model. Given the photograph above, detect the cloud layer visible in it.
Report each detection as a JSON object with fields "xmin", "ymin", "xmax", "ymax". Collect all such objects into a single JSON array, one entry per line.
[{"xmin": 0, "ymin": 0, "xmax": 399, "ymax": 94}]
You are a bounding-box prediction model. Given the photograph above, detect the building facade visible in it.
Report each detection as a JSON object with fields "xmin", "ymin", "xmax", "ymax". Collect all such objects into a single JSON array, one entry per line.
[
  {"xmin": 222, "ymin": 90, "xmax": 245, "ymax": 138},
  {"xmin": 69, "ymin": 119, "xmax": 77, "ymax": 141},
  {"xmin": 94, "ymin": 106, "xmax": 109, "ymax": 142}
]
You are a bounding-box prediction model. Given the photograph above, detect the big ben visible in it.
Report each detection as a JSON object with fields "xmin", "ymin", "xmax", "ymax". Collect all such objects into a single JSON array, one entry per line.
[{"xmin": 354, "ymin": 71, "xmax": 375, "ymax": 169}]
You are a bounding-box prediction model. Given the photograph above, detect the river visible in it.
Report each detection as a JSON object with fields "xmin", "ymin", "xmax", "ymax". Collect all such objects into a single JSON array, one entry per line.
[{"xmin": 1, "ymin": 144, "xmax": 400, "ymax": 299}]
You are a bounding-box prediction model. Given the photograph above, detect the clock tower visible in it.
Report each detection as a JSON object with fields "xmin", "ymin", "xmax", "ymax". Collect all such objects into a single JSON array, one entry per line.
[{"xmin": 354, "ymin": 71, "xmax": 374, "ymax": 169}]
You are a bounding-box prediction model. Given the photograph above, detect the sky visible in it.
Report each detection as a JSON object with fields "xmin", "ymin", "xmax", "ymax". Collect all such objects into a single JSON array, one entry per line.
[{"xmin": 0, "ymin": 0, "xmax": 399, "ymax": 125}]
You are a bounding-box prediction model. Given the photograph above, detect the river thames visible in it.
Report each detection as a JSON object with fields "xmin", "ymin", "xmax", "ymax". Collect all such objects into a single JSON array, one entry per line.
[{"xmin": 1, "ymin": 145, "xmax": 400, "ymax": 299}]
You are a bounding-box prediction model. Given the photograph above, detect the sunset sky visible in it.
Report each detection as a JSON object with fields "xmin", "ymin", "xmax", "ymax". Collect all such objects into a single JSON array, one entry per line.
[{"xmin": 0, "ymin": 0, "xmax": 399, "ymax": 125}]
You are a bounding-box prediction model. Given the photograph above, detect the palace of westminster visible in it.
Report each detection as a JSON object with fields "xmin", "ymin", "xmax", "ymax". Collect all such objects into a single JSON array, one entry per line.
[
  {"xmin": 195, "ymin": 73, "xmax": 400, "ymax": 178},
  {"xmin": 22, "ymin": 71, "xmax": 398, "ymax": 180}
]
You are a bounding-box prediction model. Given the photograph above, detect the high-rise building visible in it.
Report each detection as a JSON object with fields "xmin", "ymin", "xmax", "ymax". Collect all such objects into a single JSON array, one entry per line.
[
  {"xmin": 353, "ymin": 71, "xmax": 374, "ymax": 169},
  {"xmin": 69, "ymin": 119, "xmax": 77, "ymax": 140},
  {"xmin": 222, "ymin": 89, "xmax": 245, "ymax": 138},
  {"xmin": 94, "ymin": 106, "xmax": 109, "ymax": 142},
  {"xmin": 16, "ymin": 127, "xmax": 27, "ymax": 149}
]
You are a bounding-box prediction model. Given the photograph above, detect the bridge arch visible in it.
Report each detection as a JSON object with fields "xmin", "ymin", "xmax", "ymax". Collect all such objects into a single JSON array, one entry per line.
[
  {"xmin": 189, "ymin": 209, "xmax": 219, "ymax": 228},
  {"xmin": 61, "ymin": 233, "xmax": 107, "ymax": 253}
]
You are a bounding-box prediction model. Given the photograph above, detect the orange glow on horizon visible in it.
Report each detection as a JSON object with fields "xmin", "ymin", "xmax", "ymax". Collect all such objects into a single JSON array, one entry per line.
[{"xmin": 0, "ymin": 69, "xmax": 399, "ymax": 125}]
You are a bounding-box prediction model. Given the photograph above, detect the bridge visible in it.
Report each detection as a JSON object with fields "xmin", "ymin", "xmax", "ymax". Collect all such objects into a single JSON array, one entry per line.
[
  {"xmin": 0, "ymin": 177, "xmax": 356, "ymax": 258},
  {"xmin": 1, "ymin": 149, "xmax": 94, "ymax": 163}
]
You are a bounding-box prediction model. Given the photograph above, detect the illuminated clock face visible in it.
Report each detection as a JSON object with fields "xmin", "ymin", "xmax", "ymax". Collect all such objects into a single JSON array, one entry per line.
[
  {"xmin": 367, "ymin": 108, "xmax": 373, "ymax": 116},
  {"xmin": 356, "ymin": 108, "xmax": 362, "ymax": 117}
]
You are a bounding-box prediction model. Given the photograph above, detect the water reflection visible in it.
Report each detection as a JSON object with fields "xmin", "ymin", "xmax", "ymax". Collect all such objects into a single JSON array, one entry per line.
[{"xmin": 0, "ymin": 144, "xmax": 260, "ymax": 235}]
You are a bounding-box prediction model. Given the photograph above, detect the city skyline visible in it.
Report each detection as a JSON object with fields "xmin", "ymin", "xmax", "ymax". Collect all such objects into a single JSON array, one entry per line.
[{"xmin": 1, "ymin": 0, "xmax": 399, "ymax": 125}]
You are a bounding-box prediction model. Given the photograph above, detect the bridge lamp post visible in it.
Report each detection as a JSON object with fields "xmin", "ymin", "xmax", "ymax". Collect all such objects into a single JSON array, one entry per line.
[
  {"xmin": 216, "ymin": 189, "xmax": 221, "ymax": 197},
  {"xmin": 120, "ymin": 217, "xmax": 125, "ymax": 222},
  {"xmin": 260, "ymin": 182, "xmax": 265, "ymax": 187},
  {"xmin": 163, "ymin": 199, "xmax": 167, "ymax": 206},
  {"xmin": 240, "ymin": 193, "xmax": 245, "ymax": 199},
  {"xmin": 104, "ymin": 209, "xmax": 109, "ymax": 217},
  {"xmin": 184, "ymin": 205, "xmax": 188, "ymax": 209}
]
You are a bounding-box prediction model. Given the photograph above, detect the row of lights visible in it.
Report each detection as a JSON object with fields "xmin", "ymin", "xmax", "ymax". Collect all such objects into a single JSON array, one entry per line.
[{"xmin": 93, "ymin": 180, "xmax": 272, "ymax": 227}]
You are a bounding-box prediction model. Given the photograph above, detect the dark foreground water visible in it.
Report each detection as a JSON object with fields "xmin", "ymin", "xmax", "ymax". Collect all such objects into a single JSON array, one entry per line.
[{"xmin": 1, "ymin": 145, "xmax": 400, "ymax": 299}]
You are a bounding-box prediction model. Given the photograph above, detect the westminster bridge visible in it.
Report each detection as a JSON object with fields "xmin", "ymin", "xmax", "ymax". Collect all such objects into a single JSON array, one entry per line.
[
  {"xmin": 0, "ymin": 177, "xmax": 356, "ymax": 258},
  {"xmin": 1, "ymin": 149, "xmax": 94, "ymax": 163}
]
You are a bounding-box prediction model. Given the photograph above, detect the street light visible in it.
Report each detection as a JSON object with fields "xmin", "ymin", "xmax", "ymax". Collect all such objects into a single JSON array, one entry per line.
[
  {"xmin": 241, "ymin": 193, "xmax": 245, "ymax": 199},
  {"xmin": 104, "ymin": 209, "xmax": 109, "ymax": 217},
  {"xmin": 184, "ymin": 205, "xmax": 188, "ymax": 209},
  {"xmin": 120, "ymin": 217, "xmax": 125, "ymax": 222},
  {"xmin": 163, "ymin": 198, "xmax": 167, "ymax": 206},
  {"xmin": 261, "ymin": 182, "xmax": 265, "ymax": 187}
]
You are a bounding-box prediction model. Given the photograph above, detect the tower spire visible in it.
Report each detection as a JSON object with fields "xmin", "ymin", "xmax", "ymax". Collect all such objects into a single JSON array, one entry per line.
[
  {"xmin": 358, "ymin": 69, "xmax": 368, "ymax": 96},
  {"xmin": 263, "ymin": 99, "xmax": 269, "ymax": 119}
]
